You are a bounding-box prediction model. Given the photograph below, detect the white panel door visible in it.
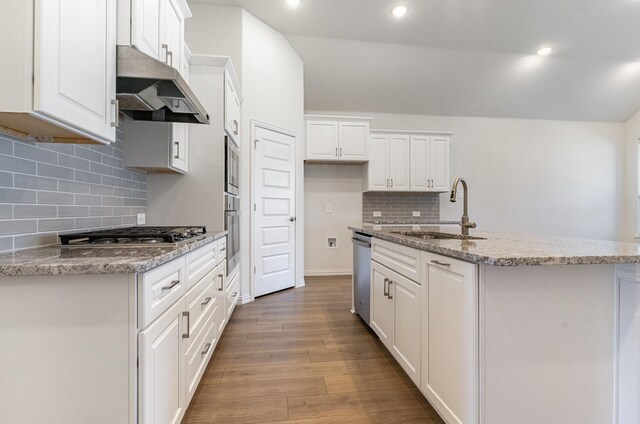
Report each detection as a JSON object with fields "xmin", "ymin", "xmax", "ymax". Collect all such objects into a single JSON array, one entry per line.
[
  {"xmin": 306, "ymin": 121, "xmax": 338, "ymax": 160},
  {"xmin": 410, "ymin": 135, "xmax": 430, "ymax": 191},
  {"xmin": 389, "ymin": 135, "xmax": 410, "ymax": 191},
  {"xmin": 371, "ymin": 261, "xmax": 394, "ymax": 348},
  {"xmin": 422, "ymin": 255, "xmax": 478, "ymax": 424},
  {"xmin": 34, "ymin": 0, "xmax": 116, "ymax": 144},
  {"xmin": 367, "ymin": 134, "xmax": 389, "ymax": 191},
  {"xmin": 132, "ymin": 0, "xmax": 161, "ymax": 60},
  {"xmin": 430, "ymin": 136, "xmax": 450, "ymax": 191},
  {"xmin": 339, "ymin": 122, "xmax": 368, "ymax": 160},
  {"xmin": 391, "ymin": 274, "xmax": 421, "ymax": 386},
  {"xmin": 139, "ymin": 298, "xmax": 186, "ymax": 424},
  {"xmin": 254, "ymin": 126, "xmax": 296, "ymax": 297}
]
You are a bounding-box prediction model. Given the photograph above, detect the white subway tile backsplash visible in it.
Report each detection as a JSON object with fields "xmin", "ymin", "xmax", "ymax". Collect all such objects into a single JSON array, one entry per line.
[{"xmin": 0, "ymin": 131, "xmax": 147, "ymax": 252}]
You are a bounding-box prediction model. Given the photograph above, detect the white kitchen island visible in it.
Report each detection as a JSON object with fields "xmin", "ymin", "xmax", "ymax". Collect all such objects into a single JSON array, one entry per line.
[{"xmin": 350, "ymin": 226, "xmax": 640, "ymax": 424}]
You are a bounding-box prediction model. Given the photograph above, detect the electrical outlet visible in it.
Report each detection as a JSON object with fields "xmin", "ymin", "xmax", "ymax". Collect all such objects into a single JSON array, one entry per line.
[
  {"xmin": 413, "ymin": 211, "xmax": 421, "ymax": 217},
  {"xmin": 326, "ymin": 237, "xmax": 337, "ymax": 248},
  {"xmin": 136, "ymin": 213, "xmax": 146, "ymax": 225},
  {"xmin": 326, "ymin": 203, "xmax": 332, "ymax": 213},
  {"xmin": 373, "ymin": 211, "xmax": 382, "ymax": 217}
]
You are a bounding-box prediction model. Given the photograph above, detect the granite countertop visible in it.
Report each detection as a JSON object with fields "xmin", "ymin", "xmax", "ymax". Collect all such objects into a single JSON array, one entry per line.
[
  {"xmin": 0, "ymin": 230, "xmax": 228, "ymax": 277},
  {"xmin": 350, "ymin": 225, "xmax": 640, "ymax": 266}
]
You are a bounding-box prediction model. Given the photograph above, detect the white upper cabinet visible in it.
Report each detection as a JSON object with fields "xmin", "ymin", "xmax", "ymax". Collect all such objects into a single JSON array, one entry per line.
[
  {"xmin": 305, "ymin": 115, "xmax": 371, "ymax": 162},
  {"xmin": 121, "ymin": 0, "xmax": 190, "ymax": 71},
  {"xmin": 366, "ymin": 130, "xmax": 452, "ymax": 192},
  {"xmin": 367, "ymin": 134, "xmax": 390, "ymax": 191},
  {"xmin": 410, "ymin": 135, "xmax": 450, "ymax": 192},
  {"xmin": 0, "ymin": 0, "xmax": 117, "ymax": 144},
  {"xmin": 224, "ymin": 69, "xmax": 242, "ymax": 145},
  {"xmin": 389, "ymin": 135, "xmax": 410, "ymax": 191}
]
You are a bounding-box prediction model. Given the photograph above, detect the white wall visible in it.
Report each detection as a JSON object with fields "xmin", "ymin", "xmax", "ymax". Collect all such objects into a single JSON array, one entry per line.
[
  {"xmin": 186, "ymin": 5, "xmax": 305, "ymax": 300},
  {"xmin": 622, "ymin": 110, "xmax": 640, "ymax": 241},
  {"xmin": 308, "ymin": 110, "xmax": 625, "ymax": 242},
  {"xmin": 186, "ymin": 3, "xmax": 243, "ymax": 80},
  {"xmin": 304, "ymin": 164, "xmax": 362, "ymax": 275},
  {"xmin": 241, "ymin": 11, "xmax": 305, "ymax": 297}
]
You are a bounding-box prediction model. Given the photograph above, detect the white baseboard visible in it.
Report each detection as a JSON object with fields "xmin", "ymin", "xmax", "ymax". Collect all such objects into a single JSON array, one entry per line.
[
  {"xmin": 305, "ymin": 269, "xmax": 353, "ymax": 277},
  {"xmin": 238, "ymin": 294, "xmax": 253, "ymax": 305},
  {"xmin": 296, "ymin": 278, "xmax": 306, "ymax": 288}
]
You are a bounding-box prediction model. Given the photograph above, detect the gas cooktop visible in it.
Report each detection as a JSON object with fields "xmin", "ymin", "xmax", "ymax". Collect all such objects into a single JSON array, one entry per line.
[{"xmin": 59, "ymin": 226, "xmax": 207, "ymax": 246}]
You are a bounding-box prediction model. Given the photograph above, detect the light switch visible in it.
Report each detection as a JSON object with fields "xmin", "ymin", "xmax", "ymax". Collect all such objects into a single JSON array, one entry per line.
[
  {"xmin": 327, "ymin": 237, "xmax": 337, "ymax": 248},
  {"xmin": 326, "ymin": 204, "xmax": 332, "ymax": 213}
]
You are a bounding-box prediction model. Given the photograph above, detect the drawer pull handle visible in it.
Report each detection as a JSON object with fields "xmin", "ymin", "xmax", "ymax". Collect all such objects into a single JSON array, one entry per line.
[
  {"xmin": 162, "ymin": 280, "xmax": 180, "ymax": 291},
  {"xmin": 201, "ymin": 297, "xmax": 212, "ymax": 307},
  {"xmin": 232, "ymin": 292, "xmax": 238, "ymax": 298},
  {"xmin": 431, "ymin": 260, "xmax": 451, "ymax": 267},
  {"xmin": 383, "ymin": 278, "xmax": 389, "ymax": 297},
  {"xmin": 218, "ymin": 274, "xmax": 224, "ymax": 291},
  {"xmin": 219, "ymin": 247, "xmax": 227, "ymax": 252},
  {"xmin": 182, "ymin": 311, "xmax": 190, "ymax": 339},
  {"xmin": 201, "ymin": 342, "xmax": 212, "ymax": 356},
  {"xmin": 387, "ymin": 280, "xmax": 394, "ymax": 299}
]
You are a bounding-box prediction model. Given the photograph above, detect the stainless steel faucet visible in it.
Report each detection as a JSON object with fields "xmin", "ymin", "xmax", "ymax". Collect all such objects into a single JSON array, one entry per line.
[{"xmin": 450, "ymin": 178, "xmax": 477, "ymax": 236}]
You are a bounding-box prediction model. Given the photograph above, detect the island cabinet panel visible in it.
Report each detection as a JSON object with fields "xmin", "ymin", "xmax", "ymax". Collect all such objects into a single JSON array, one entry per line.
[
  {"xmin": 480, "ymin": 264, "xmax": 615, "ymax": 424},
  {"xmin": 391, "ymin": 273, "xmax": 422, "ymax": 385},
  {"xmin": 421, "ymin": 253, "xmax": 478, "ymax": 424}
]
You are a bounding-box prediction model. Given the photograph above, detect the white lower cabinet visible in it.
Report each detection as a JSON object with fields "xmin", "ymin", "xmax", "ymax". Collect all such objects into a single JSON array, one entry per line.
[
  {"xmin": 138, "ymin": 297, "xmax": 187, "ymax": 424},
  {"xmin": 421, "ymin": 253, "xmax": 478, "ymax": 424},
  {"xmin": 371, "ymin": 254, "xmax": 422, "ymax": 386},
  {"xmin": 139, "ymin": 237, "xmax": 231, "ymax": 424}
]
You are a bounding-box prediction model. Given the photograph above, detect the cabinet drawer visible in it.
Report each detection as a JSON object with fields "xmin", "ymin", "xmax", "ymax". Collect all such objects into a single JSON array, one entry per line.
[
  {"xmin": 372, "ymin": 238, "xmax": 422, "ymax": 282},
  {"xmin": 185, "ymin": 242, "xmax": 217, "ymax": 291},
  {"xmin": 185, "ymin": 304, "xmax": 217, "ymax": 405},
  {"xmin": 216, "ymin": 237, "xmax": 227, "ymax": 264},
  {"xmin": 226, "ymin": 271, "xmax": 240, "ymax": 319},
  {"xmin": 184, "ymin": 268, "xmax": 217, "ymax": 351},
  {"xmin": 139, "ymin": 257, "xmax": 186, "ymax": 329}
]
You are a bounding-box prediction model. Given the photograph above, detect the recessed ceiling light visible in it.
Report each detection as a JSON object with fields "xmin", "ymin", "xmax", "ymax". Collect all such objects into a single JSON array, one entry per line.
[
  {"xmin": 392, "ymin": 5, "xmax": 408, "ymax": 18},
  {"xmin": 537, "ymin": 46, "xmax": 553, "ymax": 56},
  {"xmin": 286, "ymin": 0, "xmax": 300, "ymax": 6}
]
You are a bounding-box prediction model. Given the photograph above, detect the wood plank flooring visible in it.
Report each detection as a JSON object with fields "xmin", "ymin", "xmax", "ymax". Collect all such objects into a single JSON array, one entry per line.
[{"xmin": 183, "ymin": 276, "xmax": 445, "ymax": 424}]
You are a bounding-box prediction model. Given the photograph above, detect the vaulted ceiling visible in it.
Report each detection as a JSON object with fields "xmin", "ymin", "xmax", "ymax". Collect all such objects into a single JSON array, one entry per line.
[{"xmin": 192, "ymin": 0, "xmax": 640, "ymax": 122}]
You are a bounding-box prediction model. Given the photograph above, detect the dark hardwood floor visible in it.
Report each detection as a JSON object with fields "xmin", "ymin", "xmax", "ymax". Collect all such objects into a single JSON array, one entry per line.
[{"xmin": 183, "ymin": 276, "xmax": 445, "ymax": 424}]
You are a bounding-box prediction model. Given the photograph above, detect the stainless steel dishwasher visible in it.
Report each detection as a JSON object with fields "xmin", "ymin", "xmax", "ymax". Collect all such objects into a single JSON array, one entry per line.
[{"xmin": 352, "ymin": 231, "xmax": 371, "ymax": 326}]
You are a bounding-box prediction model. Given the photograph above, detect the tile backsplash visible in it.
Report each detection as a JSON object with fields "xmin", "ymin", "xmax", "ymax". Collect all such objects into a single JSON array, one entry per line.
[
  {"xmin": 0, "ymin": 127, "xmax": 146, "ymax": 252},
  {"xmin": 363, "ymin": 192, "xmax": 440, "ymax": 222}
]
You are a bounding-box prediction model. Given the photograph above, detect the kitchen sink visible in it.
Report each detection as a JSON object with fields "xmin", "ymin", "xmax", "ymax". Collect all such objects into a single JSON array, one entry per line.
[{"xmin": 391, "ymin": 231, "xmax": 486, "ymax": 241}]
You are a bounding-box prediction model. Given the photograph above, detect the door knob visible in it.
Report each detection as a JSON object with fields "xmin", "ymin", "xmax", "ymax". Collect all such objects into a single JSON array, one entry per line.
[{"xmin": 289, "ymin": 217, "xmax": 297, "ymax": 222}]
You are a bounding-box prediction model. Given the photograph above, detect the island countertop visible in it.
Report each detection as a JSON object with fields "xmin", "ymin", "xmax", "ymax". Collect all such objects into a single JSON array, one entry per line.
[
  {"xmin": 350, "ymin": 225, "xmax": 640, "ymax": 266},
  {"xmin": 0, "ymin": 230, "xmax": 228, "ymax": 277}
]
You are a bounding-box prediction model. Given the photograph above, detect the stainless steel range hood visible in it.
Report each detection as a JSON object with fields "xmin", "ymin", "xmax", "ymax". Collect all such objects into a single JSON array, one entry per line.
[{"xmin": 116, "ymin": 46, "xmax": 210, "ymax": 124}]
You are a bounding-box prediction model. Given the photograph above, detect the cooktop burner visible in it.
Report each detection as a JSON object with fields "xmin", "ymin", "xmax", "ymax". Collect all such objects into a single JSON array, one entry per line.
[{"xmin": 59, "ymin": 226, "xmax": 207, "ymax": 246}]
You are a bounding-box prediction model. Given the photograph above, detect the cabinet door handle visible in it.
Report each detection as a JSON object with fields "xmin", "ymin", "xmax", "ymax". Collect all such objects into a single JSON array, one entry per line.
[
  {"xmin": 161, "ymin": 280, "xmax": 180, "ymax": 292},
  {"xmin": 201, "ymin": 342, "xmax": 212, "ymax": 356},
  {"xmin": 161, "ymin": 44, "xmax": 169, "ymax": 64},
  {"xmin": 336, "ymin": 147, "xmax": 338, "ymax": 157},
  {"xmin": 383, "ymin": 278, "xmax": 389, "ymax": 296},
  {"xmin": 174, "ymin": 141, "xmax": 180, "ymax": 159},
  {"xmin": 201, "ymin": 297, "xmax": 212, "ymax": 307},
  {"xmin": 182, "ymin": 311, "xmax": 190, "ymax": 339},
  {"xmin": 431, "ymin": 260, "xmax": 451, "ymax": 268},
  {"xmin": 111, "ymin": 99, "xmax": 119, "ymax": 128},
  {"xmin": 232, "ymin": 292, "xmax": 238, "ymax": 298},
  {"xmin": 167, "ymin": 50, "xmax": 173, "ymax": 67},
  {"xmin": 218, "ymin": 273, "xmax": 224, "ymax": 291},
  {"xmin": 391, "ymin": 179, "xmax": 394, "ymax": 188},
  {"xmin": 233, "ymin": 120, "xmax": 239, "ymax": 135},
  {"xmin": 219, "ymin": 246, "xmax": 227, "ymax": 252},
  {"xmin": 387, "ymin": 280, "xmax": 393, "ymax": 299},
  {"xmin": 339, "ymin": 147, "xmax": 342, "ymax": 157}
]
